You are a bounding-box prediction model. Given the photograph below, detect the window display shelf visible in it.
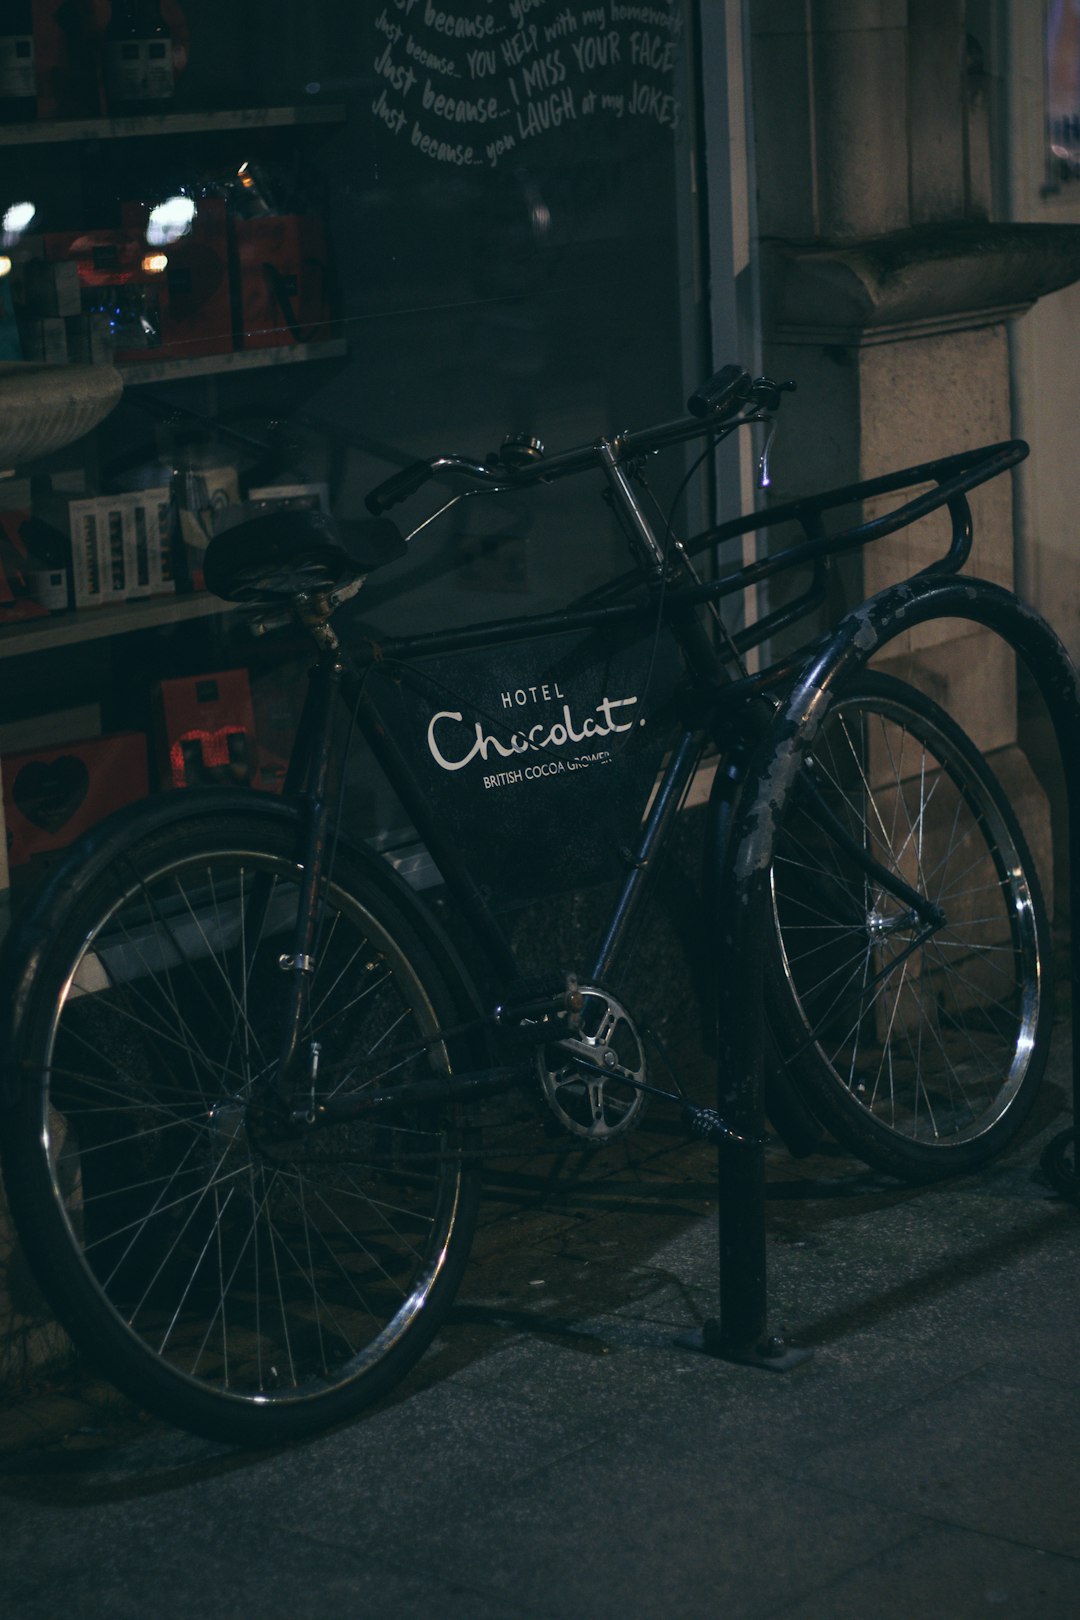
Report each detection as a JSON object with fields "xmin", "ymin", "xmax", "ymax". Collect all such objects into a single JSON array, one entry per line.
[
  {"xmin": 0, "ymin": 105, "xmax": 345, "ymax": 146},
  {"xmin": 0, "ymin": 593, "xmax": 239, "ymax": 661},
  {"xmin": 118, "ymin": 337, "xmax": 347, "ymax": 385},
  {"xmin": 0, "ymin": 89, "xmax": 341, "ymax": 745}
]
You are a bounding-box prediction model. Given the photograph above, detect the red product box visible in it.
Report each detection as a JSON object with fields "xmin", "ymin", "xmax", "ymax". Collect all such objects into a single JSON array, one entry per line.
[
  {"xmin": 44, "ymin": 227, "xmax": 145, "ymax": 284},
  {"xmin": 34, "ymin": 1, "xmax": 191, "ymax": 120},
  {"xmin": 33, "ymin": 1, "xmax": 106, "ymax": 121},
  {"xmin": 155, "ymin": 669, "xmax": 260, "ymax": 790},
  {"xmin": 232, "ymin": 214, "xmax": 331, "ymax": 350},
  {"xmin": 43, "ymin": 227, "xmax": 159, "ymax": 364},
  {"xmin": 121, "ymin": 197, "xmax": 233, "ymax": 361},
  {"xmin": 44, "ymin": 198, "xmax": 232, "ymax": 363},
  {"xmin": 0, "ymin": 510, "xmax": 49, "ymax": 625},
  {"xmin": 2, "ymin": 733, "xmax": 149, "ymax": 866}
]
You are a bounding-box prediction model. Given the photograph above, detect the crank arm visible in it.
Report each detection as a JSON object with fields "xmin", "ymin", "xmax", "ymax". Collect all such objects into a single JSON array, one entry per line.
[
  {"xmin": 557, "ymin": 1051, "xmax": 755, "ymax": 1144},
  {"xmin": 559, "ymin": 1049, "xmax": 679, "ymax": 1106}
]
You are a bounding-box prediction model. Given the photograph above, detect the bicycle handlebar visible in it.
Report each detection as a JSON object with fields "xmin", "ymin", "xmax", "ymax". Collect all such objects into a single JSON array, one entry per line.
[
  {"xmin": 363, "ymin": 459, "xmax": 434, "ymax": 511},
  {"xmin": 364, "ymin": 364, "xmax": 793, "ymax": 515}
]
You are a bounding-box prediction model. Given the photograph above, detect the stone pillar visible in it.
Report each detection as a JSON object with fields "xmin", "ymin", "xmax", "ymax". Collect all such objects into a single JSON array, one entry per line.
[{"xmin": 747, "ymin": 0, "xmax": 1080, "ymax": 894}]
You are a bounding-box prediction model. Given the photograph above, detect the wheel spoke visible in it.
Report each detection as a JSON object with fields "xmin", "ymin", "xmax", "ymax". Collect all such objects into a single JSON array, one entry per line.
[
  {"xmin": 770, "ymin": 678, "xmax": 1046, "ymax": 1174},
  {"xmin": 11, "ymin": 817, "xmax": 475, "ymax": 1440}
]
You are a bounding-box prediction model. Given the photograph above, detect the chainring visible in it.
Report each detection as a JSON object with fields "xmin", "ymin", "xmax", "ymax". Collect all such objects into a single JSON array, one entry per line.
[{"xmin": 536, "ymin": 985, "xmax": 647, "ymax": 1142}]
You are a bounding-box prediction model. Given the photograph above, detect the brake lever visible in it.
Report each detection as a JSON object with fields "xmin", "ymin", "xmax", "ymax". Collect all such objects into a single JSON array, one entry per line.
[
  {"xmin": 748, "ymin": 376, "xmax": 795, "ymax": 489},
  {"xmin": 758, "ymin": 420, "xmax": 778, "ymax": 490},
  {"xmin": 749, "ymin": 375, "xmax": 797, "ymax": 413}
]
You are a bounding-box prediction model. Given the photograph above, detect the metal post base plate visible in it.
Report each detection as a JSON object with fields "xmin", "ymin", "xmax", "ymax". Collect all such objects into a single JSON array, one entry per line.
[
  {"xmin": 676, "ymin": 1322, "xmax": 813, "ymax": 1372},
  {"xmin": 1041, "ymin": 1128, "xmax": 1080, "ymax": 1205}
]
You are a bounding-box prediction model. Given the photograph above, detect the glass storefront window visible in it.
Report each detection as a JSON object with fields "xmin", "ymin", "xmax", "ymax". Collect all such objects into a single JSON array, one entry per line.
[
  {"xmin": 1047, "ymin": 0, "xmax": 1080, "ymax": 185},
  {"xmin": 0, "ymin": 1, "xmax": 719, "ymax": 848}
]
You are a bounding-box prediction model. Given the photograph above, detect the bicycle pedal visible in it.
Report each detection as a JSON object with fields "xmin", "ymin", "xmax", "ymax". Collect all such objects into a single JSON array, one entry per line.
[{"xmin": 681, "ymin": 1102, "xmax": 767, "ymax": 1149}]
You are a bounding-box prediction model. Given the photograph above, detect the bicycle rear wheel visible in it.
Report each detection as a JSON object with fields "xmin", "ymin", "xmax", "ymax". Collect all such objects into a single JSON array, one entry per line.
[
  {"xmin": 1, "ymin": 801, "xmax": 479, "ymax": 1444},
  {"xmin": 766, "ymin": 674, "xmax": 1052, "ymax": 1180}
]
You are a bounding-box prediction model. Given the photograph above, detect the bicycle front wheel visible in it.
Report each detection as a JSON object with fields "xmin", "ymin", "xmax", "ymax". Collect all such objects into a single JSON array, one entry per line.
[
  {"xmin": 765, "ymin": 674, "xmax": 1052, "ymax": 1180},
  {"xmin": 1, "ymin": 802, "xmax": 479, "ymax": 1444}
]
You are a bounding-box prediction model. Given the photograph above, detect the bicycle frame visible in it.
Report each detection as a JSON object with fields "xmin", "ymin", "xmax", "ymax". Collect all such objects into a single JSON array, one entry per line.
[
  {"xmin": 7, "ymin": 362, "xmax": 1069, "ymax": 1451},
  {"xmin": 264, "ymin": 422, "xmax": 1028, "ymax": 1126}
]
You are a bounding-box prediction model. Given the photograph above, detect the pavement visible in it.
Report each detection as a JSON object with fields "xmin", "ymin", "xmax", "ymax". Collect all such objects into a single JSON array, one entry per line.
[{"xmin": 0, "ymin": 1024, "xmax": 1077, "ymax": 1619}]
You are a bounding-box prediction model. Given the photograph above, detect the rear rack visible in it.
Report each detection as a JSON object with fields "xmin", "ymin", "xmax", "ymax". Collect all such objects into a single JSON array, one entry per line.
[{"xmin": 685, "ymin": 437, "xmax": 1027, "ymax": 651}]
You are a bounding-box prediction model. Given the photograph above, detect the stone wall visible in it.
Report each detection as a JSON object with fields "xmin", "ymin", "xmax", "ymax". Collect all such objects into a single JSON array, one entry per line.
[{"xmin": 746, "ymin": 0, "xmax": 1075, "ymax": 903}]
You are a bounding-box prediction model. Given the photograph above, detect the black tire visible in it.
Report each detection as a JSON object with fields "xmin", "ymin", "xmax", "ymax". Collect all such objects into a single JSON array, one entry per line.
[
  {"xmin": 1, "ymin": 797, "xmax": 480, "ymax": 1445},
  {"xmin": 765, "ymin": 673, "xmax": 1052, "ymax": 1180}
]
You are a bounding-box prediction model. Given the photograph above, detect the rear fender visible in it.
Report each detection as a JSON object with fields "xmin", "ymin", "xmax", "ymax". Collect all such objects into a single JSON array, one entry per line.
[{"xmin": 0, "ymin": 787, "xmax": 483, "ymax": 1104}]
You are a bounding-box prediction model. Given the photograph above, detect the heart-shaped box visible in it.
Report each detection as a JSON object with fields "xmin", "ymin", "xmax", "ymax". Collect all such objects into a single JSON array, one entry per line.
[{"xmin": 2, "ymin": 732, "xmax": 148, "ymax": 865}]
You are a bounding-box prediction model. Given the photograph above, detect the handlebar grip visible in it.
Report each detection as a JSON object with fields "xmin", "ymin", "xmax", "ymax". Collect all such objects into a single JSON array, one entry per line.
[
  {"xmin": 687, "ymin": 364, "xmax": 752, "ymax": 421},
  {"xmin": 365, "ymin": 460, "xmax": 433, "ymax": 515}
]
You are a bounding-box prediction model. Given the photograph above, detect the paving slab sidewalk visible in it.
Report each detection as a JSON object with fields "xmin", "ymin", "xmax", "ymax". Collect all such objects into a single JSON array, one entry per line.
[{"xmin": 0, "ymin": 1036, "xmax": 1075, "ymax": 1619}]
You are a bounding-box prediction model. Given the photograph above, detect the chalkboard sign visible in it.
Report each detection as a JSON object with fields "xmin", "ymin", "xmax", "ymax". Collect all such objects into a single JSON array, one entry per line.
[
  {"xmin": 351, "ymin": 0, "xmax": 694, "ymax": 358},
  {"xmin": 369, "ymin": 0, "xmax": 686, "ymax": 172},
  {"xmin": 187, "ymin": 2, "xmax": 702, "ymax": 651}
]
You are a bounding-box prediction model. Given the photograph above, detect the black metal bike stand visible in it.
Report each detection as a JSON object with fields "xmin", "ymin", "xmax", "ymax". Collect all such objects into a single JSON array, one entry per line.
[{"xmin": 684, "ymin": 574, "xmax": 1080, "ymax": 1371}]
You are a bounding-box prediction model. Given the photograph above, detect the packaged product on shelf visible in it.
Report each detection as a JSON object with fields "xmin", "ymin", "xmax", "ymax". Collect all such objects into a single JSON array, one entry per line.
[
  {"xmin": 0, "ymin": 273, "xmax": 22, "ymax": 362},
  {"xmin": 0, "ymin": 704, "xmax": 102, "ymax": 756},
  {"xmin": 32, "ymin": 0, "xmax": 103, "ymax": 119},
  {"xmin": 232, "ymin": 214, "xmax": 332, "ymax": 349},
  {"xmin": 246, "ymin": 481, "xmax": 330, "ymax": 514},
  {"xmin": 0, "ymin": 508, "xmax": 49, "ymax": 624},
  {"xmin": 173, "ymin": 457, "xmax": 239, "ymax": 591},
  {"xmin": 1, "ymin": 731, "xmax": 149, "ymax": 866},
  {"xmin": 7, "ymin": 256, "xmax": 81, "ymax": 318},
  {"xmin": 65, "ymin": 312, "xmax": 115, "ymax": 365},
  {"xmin": 14, "ymin": 315, "xmax": 68, "ymax": 363},
  {"xmin": 0, "ymin": 767, "xmax": 8, "ymax": 896},
  {"xmin": 67, "ymin": 487, "xmax": 173, "ymax": 607},
  {"xmin": 154, "ymin": 669, "xmax": 260, "ymax": 790},
  {"xmin": 43, "ymin": 228, "xmax": 161, "ymax": 359},
  {"xmin": 23, "ymin": 562, "xmax": 68, "ymax": 610},
  {"xmin": 33, "ymin": 0, "xmax": 189, "ymax": 119},
  {"xmin": 121, "ymin": 196, "xmax": 233, "ymax": 360},
  {"xmin": 0, "ymin": 1, "xmax": 36, "ymax": 123},
  {"xmin": 44, "ymin": 203, "xmax": 232, "ymax": 363},
  {"xmin": 102, "ymin": 0, "xmax": 175, "ymax": 116},
  {"xmin": 1, "ymin": 497, "xmax": 72, "ymax": 612}
]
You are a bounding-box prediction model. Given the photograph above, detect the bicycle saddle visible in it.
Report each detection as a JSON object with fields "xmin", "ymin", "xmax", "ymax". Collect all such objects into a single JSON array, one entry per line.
[{"xmin": 202, "ymin": 507, "xmax": 407, "ymax": 603}]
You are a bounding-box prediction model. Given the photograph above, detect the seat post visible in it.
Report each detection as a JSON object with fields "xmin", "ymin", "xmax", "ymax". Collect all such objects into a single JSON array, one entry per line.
[{"xmin": 271, "ymin": 639, "xmax": 345, "ymax": 1102}]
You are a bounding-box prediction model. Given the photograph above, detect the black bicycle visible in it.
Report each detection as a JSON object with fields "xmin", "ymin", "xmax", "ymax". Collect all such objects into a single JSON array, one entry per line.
[{"xmin": 0, "ymin": 365, "xmax": 1052, "ymax": 1444}]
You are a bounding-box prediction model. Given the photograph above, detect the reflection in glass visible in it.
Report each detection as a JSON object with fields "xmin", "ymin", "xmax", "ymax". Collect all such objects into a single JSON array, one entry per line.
[{"xmin": 1047, "ymin": 0, "xmax": 1080, "ymax": 183}]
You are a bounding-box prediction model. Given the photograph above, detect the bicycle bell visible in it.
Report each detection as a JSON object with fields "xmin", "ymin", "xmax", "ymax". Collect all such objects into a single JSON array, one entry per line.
[{"xmin": 499, "ymin": 432, "xmax": 545, "ymax": 469}]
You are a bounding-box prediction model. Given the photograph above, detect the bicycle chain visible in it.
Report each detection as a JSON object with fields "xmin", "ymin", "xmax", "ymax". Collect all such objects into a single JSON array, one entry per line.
[
  {"xmin": 252, "ymin": 1115, "xmax": 578, "ymax": 1169},
  {"xmin": 252, "ymin": 1023, "xmax": 685, "ymax": 1169}
]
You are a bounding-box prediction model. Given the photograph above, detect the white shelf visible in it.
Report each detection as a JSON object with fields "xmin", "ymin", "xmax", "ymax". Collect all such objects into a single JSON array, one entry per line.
[
  {"xmin": 118, "ymin": 338, "xmax": 348, "ymax": 386},
  {"xmin": 0, "ymin": 105, "xmax": 345, "ymax": 146},
  {"xmin": 0, "ymin": 592, "xmax": 240, "ymax": 660}
]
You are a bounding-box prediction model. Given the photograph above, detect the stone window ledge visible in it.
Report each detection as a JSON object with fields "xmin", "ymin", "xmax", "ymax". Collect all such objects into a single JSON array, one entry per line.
[{"xmin": 764, "ymin": 222, "xmax": 1080, "ymax": 346}]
